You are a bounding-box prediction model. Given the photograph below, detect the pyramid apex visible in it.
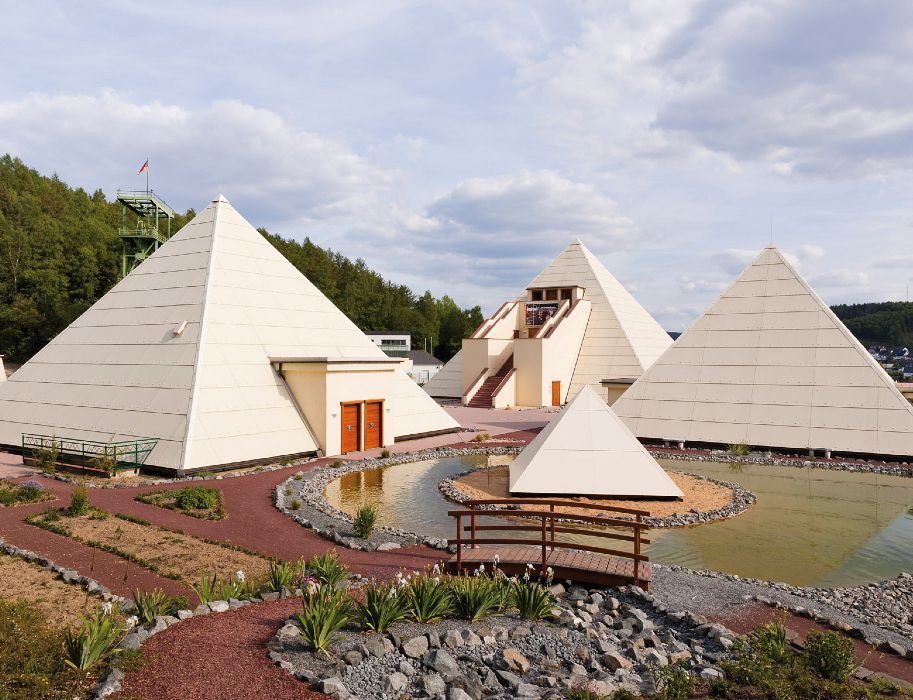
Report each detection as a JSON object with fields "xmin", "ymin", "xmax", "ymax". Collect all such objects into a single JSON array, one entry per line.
[{"xmin": 212, "ymin": 194, "xmax": 230, "ymax": 204}]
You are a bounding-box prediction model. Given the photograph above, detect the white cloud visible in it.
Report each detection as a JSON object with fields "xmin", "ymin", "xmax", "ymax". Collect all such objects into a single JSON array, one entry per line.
[
  {"xmin": 678, "ymin": 276, "xmax": 727, "ymax": 294},
  {"xmin": 711, "ymin": 248, "xmax": 759, "ymax": 275},
  {"xmin": 808, "ymin": 269, "xmax": 870, "ymax": 287}
]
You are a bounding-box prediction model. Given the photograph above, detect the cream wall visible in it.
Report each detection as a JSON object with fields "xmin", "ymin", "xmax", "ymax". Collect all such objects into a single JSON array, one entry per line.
[
  {"xmin": 461, "ymin": 337, "xmax": 514, "ymax": 395},
  {"xmin": 282, "ymin": 361, "xmax": 396, "ymax": 455}
]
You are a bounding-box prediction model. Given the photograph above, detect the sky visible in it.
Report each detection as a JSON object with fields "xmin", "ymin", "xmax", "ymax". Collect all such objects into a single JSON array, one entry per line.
[{"xmin": 2, "ymin": 0, "xmax": 912, "ymax": 331}]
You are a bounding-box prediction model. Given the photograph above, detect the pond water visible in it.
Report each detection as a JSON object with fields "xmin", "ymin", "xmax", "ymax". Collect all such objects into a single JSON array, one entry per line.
[{"xmin": 323, "ymin": 455, "xmax": 913, "ymax": 588}]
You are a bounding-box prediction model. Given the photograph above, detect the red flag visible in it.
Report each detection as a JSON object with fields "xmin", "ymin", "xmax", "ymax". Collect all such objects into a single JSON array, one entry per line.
[{"xmin": 137, "ymin": 159, "xmax": 149, "ymax": 174}]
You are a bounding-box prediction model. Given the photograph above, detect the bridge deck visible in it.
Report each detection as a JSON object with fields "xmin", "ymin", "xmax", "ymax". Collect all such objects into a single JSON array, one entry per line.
[{"xmin": 446, "ymin": 545, "xmax": 651, "ymax": 590}]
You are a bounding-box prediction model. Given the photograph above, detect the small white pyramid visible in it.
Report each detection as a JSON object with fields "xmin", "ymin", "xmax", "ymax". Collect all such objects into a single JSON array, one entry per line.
[
  {"xmin": 615, "ymin": 246, "xmax": 913, "ymax": 458},
  {"xmin": 424, "ymin": 240, "xmax": 672, "ymax": 400},
  {"xmin": 510, "ymin": 386, "xmax": 683, "ymax": 498},
  {"xmin": 0, "ymin": 196, "xmax": 457, "ymax": 472}
]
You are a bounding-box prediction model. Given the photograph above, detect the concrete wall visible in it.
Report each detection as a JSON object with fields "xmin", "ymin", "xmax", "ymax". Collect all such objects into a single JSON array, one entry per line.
[{"xmin": 461, "ymin": 337, "xmax": 514, "ymax": 395}]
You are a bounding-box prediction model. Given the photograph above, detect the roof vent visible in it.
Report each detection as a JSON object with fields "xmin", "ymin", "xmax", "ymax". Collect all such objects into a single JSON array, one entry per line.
[{"xmin": 173, "ymin": 320, "xmax": 188, "ymax": 337}]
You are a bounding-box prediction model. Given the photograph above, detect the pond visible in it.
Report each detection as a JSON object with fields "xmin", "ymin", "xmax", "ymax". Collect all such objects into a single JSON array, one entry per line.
[{"xmin": 323, "ymin": 455, "xmax": 913, "ymax": 588}]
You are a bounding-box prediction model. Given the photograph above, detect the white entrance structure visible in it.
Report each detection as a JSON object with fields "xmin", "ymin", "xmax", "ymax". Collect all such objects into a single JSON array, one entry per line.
[
  {"xmin": 510, "ymin": 386, "xmax": 683, "ymax": 498},
  {"xmin": 422, "ymin": 240, "xmax": 672, "ymax": 408},
  {"xmin": 0, "ymin": 196, "xmax": 458, "ymax": 474},
  {"xmin": 614, "ymin": 246, "xmax": 913, "ymax": 459}
]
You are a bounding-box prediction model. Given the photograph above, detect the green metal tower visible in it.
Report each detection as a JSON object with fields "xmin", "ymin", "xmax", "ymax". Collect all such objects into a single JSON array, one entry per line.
[{"xmin": 117, "ymin": 190, "xmax": 176, "ymax": 278}]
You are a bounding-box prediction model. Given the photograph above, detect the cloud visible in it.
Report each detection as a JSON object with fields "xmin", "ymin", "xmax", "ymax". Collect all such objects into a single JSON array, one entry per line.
[
  {"xmin": 710, "ymin": 248, "xmax": 759, "ymax": 275},
  {"xmin": 678, "ymin": 276, "xmax": 727, "ymax": 294},
  {"xmin": 808, "ymin": 269, "xmax": 870, "ymax": 287},
  {"xmin": 0, "ymin": 91, "xmax": 392, "ymax": 224}
]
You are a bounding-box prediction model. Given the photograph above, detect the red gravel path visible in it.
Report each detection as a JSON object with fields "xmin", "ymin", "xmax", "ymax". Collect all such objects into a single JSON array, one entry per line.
[
  {"xmin": 111, "ymin": 598, "xmax": 319, "ymax": 700},
  {"xmin": 0, "ymin": 480, "xmax": 191, "ymax": 600}
]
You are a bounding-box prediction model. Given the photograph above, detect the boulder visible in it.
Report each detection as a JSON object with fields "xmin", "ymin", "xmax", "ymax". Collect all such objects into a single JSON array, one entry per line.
[
  {"xmin": 423, "ymin": 649, "xmax": 461, "ymax": 680},
  {"xmin": 402, "ymin": 635, "xmax": 429, "ymax": 658},
  {"xmin": 383, "ymin": 672, "xmax": 408, "ymax": 693},
  {"xmin": 502, "ymin": 647, "xmax": 531, "ymax": 673}
]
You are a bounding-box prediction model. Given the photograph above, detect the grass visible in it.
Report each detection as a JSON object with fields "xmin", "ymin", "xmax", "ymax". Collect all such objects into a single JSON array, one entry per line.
[{"xmin": 135, "ymin": 486, "xmax": 226, "ymax": 520}]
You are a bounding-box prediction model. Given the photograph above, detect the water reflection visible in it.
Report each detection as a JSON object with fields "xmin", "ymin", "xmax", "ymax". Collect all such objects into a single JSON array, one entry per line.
[{"xmin": 324, "ymin": 456, "xmax": 913, "ymax": 588}]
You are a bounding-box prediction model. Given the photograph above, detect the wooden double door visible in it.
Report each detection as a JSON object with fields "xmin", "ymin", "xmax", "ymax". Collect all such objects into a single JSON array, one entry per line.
[{"xmin": 340, "ymin": 400, "xmax": 384, "ymax": 453}]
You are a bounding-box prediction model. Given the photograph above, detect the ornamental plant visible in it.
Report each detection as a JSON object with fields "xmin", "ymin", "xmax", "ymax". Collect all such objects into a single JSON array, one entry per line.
[
  {"xmin": 306, "ymin": 551, "xmax": 348, "ymax": 586},
  {"xmin": 357, "ymin": 581, "xmax": 408, "ymax": 633},
  {"xmin": 63, "ymin": 608, "xmax": 123, "ymax": 672},
  {"xmin": 447, "ymin": 570, "xmax": 501, "ymax": 622},
  {"xmin": 406, "ymin": 574, "xmax": 453, "ymax": 623},
  {"xmin": 353, "ymin": 504, "xmax": 377, "ymax": 539},
  {"xmin": 511, "ymin": 576, "xmax": 554, "ymax": 621},
  {"xmin": 803, "ymin": 630, "xmax": 857, "ymax": 682},
  {"xmin": 266, "ymin": 560, "xmax": 298, "ymax": 593},
  {"xmin": 132, "ymin": 589, "xmax": 188, "ymax": 624},
  {"xmin": 192, "ymin": 573, "xmax": 219, "ymax": 604},
  {"xmin": 295, "ymin": 585, "xmax": 353, "ymax": 656},
  {"xmin": 174, "ymin": 486, "xmax": 219, "ymax": 511},
  {"xmin": 68, "ymin": 485, "xmax": 90, "ymax": 516}
]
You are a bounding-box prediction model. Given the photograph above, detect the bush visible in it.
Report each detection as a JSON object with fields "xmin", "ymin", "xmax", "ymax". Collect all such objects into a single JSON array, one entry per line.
[
  {"xmin": 173, "ymin": 486, "xmax": 219, "ymax": 511},
  {"xmin": 333, "ymin": 459, "xmax": 343, "ymax": 468},
  {"xmin": 68, "ymin": 486, "xmax": 90, "ymax": 516},
  {"xmin": 353, "ymin": 504, "xmax": 377, "ymax": 539},
  {"xmin": 407, "ymin": 575, "xmax": 453, "ymax": 623},
  {"xmin": 89, "ymin": 446, "xmax": 118, "ymax": 476},
  {"xmin": 266, "ymin": 560, "xmax": 298, "ymax": 593},
  {"xmin": 306, "ymin": 551, "xmax": 348, "ymax": 586},
  {"xmin": 133, "ymin": 589, "xmax": 188, "ymax": 624},
  {"xmin": 192, "ymin": 573, "xmax": 219, "ymax": 604},
  {"xmin": 357, "ymin": 581, "xmax": 408, "ymax": 632},
  {"xmin": 747, "ymin": 618, "xmax": 788, "ymax": 663},
  {"xmin": 290, "ymin": 498, "xmax": 302, "ymax": 510},
  {"xmin": 32, "ymin": 440, "xmax": 60, "ymax": 472},
  {"xmin": 0, "ymin": 599, "xmax": 76, "ymax": 699},
  {"xmin": 652, "ymin": 662, "xmax": 695, "ymax": 700},
  {"xmin": 295, "ymin": 585, "xmax": 353, "ymax": 656},
  {"xmin": 63, "ymin": 609, "xmax": 123, "ymax": 672},
  {"xmin": 728, "ymin": 442, "xmax": 751, "ymax": 456},
  {"xmin": 0, "ymin": 479, "xmax": 47, "ymax": 506},
  {"xmin": 804, "ymin": 630, "xmax": 856, "ymax": 682},
  {"xmin": 380, "ymin": 449, "xmax": 391, "ymax": 458},
  {"xmin": 471, "ymin": 432, "xmax": 491, "ymax": 442},
  {"xmin": 448, "ymin": 574, "xmax": 501, "ymax": 622}
]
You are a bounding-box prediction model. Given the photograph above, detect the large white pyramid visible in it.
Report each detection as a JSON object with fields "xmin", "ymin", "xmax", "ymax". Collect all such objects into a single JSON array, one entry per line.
[
  {"xmin": 423, "ymin": 240, "xmax": 673, "ymax": 400},
  {"xmin": 614, "ymin": 246, "xmax": 913, "ymax": 458},
  {"xmin": 510, "ymin": 385, "xmax": 683, "ymax": 498},
  {"xmin": 0, "ymin": 196, "xmax": 457, "ymax": 472}
]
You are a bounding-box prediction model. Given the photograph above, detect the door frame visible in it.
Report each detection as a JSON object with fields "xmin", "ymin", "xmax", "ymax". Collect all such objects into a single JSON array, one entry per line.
[
  {"xmin": 362, "ymin": 398, "xmax": 385, "ymax": 450},
  {"xmin": 340, "ymin": 401, "xmax": 363, "ymax": 453}
]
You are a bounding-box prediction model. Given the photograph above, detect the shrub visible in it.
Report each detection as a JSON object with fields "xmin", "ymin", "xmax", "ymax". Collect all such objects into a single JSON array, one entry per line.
[
  {"xmin": 68, "ymin": 485, "xmax": 90, "ymax": 516},
  {"xmin": 306, "ymin": 550, "xmax": 348, "ymax": 586},
  {"xmin": 290, "ymin": 498, "xmax": 302, "ymax": 510},
  {"xmin": 652, "ymin": 662, "xmax": 695, "ymax": 700},
  {"xmin": 133, "ymin": 589, "xmax": 188, "ymax": 624},
  {"xmin": 380, "ymin": 449, "xmax": 391, "ymax": 458},
  {"xmin": 357, "ymin": 581, "xmax": 408, "ymax": 632},
  {"xmin": 0, "ymin": 599, "xmax": 75, "ymax": 699},
  {"xmin": 747, "ymin": 617, "xmax": 788, "ymax": 663},
  {"xmin": 728, "ymin": 442, "xmax": 750, "ymax": 456},
  {"xmin": 89, "ymin": 446, "xmax": 118, "ymax": 476},
  {"xmin": 63, "ymin": 609, "xmax": 123, "ymax": 672},
  {"xmin": 471, "ymin": 432, "xmax": 491, "ymax": 442},
  {"xmin": 295, "ymin": 585, "xmax": 353, "ymax": 656},
  {"xmin": 407, "ymin": 574, "xmax": 453, "ymax": 623},
  {"xmin": 16, "ymin": 480, "xmax": 45, "ymax": 502},
  {"xmin": 448, "ymin": 574, "xmax": 501, "ymax": 622},
  {"xmin": 173, "ymin": 486, "xmax": 219, "ymax": 511},
  {"xmin": 266, "ymin": 560, "xmax": 298, "ymax": 593},
  {"xmin": 333, "ymin": 459, "xmax": 343, "ymax": 468},
  {"xmin": 804, "ymin": 630, "xmax": 856, "ymax": 682},
  {"xmin": 294, "ymin": 473, "xmax": 304, "ymax": 480},
  {"xmin": 511, "ymin": 578, "xmax": 554, "ymax": 621},
  {"xmin": 284, "ymin": 486, "xmax": 292, "ymax": 496},
  {"xmin": 32, "ymin": 439, "xmax": 60, "ymax": 472},
  {"xmin": 353, "ymin": 504, "xmax": 377, "ymax": 539}
]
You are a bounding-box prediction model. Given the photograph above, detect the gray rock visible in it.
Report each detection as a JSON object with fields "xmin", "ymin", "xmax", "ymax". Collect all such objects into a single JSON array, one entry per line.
[
  {"xmin": 402, "ymin": 634, "xmax": 429, "ymax": 658},
  {"xmin": 93, "ymin": 667, "xmax": 124, "ymax": 698},
  {"xmin": 376, "ymin": 541, "xmax": 400, "ymax": 551},
  {"xmin": 423, "ymin": 648, "xmax": 461, "ymax": 680},
  {"xmin": 422, "ymin": 673, "xmax": 447, "ymax": 695},
  {"xmin": 601, "ymin": 650, "xmax": 633, "ymax": 671},
  {"xmin": 517, "ymin": 683, "xmax": 541, "ymax": 697},
  {"xmin": 364, "ymin": 638, "xmax": 388, "ymax": 658},
  {"xmin": 442, "ymin": 629, "xmax": 464, "ymax": 648},
  {"xmin": 495, "ymin": 669, "xmax": 522, "ymax": 689},
  {"xmin": 501, "ymin": 647, "xmax": 531, "ymax": 673},
  {"xmin": 208, "ymin": 600, "xmax": 229, "ymax": 613},
  {"xmin": 176, "ymin": 609, "xmax": 194, "ymax": 620},
  {"xmin": 383, "ymin": 672, "xmax": 408, "ymax": 692},
  {"xmin": 318, "ymin": 676, "xmax": 350, "ymax": 696},
  {"xmin": 448, "ymin": 689, "xmax": 473, "ymax": 700},
  {"xmin": 343, "ymin": 650, "xmax": 363, "ymax": 666}
]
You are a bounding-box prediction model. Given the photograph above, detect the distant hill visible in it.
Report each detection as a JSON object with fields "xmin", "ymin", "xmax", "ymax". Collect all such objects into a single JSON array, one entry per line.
[
  {"xmin": 831, "ymin": 302, "xmax": 913, "ymax": 348},
  {"xmin": 0, "ymin": 155, "xmax": 481, "ymax": 363}
]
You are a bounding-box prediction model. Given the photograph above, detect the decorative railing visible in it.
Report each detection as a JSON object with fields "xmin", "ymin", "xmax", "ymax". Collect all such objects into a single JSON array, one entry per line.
[{"xmin": 21, "ymin": 434, "xmax": 158, "ymax": 470}]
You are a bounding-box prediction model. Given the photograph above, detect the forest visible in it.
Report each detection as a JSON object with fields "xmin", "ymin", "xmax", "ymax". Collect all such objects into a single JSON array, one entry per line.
[
  {"xmin": 831, "ymin": 302, "xmax": 913, "ymax": 348},
  {"xmin": 0, "ymin": 155, "xmax": 481, "ymax": 364}
]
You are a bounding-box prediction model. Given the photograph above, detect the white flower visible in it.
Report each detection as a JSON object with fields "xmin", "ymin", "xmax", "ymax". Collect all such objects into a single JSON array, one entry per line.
[
  {"xmin": 493, "ymin": 554, "xmax": 500, "ymax": 564},
  {"xmin": 235, "ymin": 570, "xmax": 246, "ymax": 582},
  {"xmin": 433, "ymin": 577, "xmax": 441, "ymax": 584},
  {"xmin": 432, "ymin": 564, "xmax": 441, "ymax": 575},
  {"xmin": 546, "ymin": 567, "xmax": 554, "ymax": 576},
  {"xmin": 526, "ymin": 563, "xmax": 534, "ymax": 570},
  {"xmin": 101, "ymin": 602, "xmax": 113, "ymax": 616},
  {"xmin": 124, "ymin": 615, "xmax": 138, "ymax": 630}
]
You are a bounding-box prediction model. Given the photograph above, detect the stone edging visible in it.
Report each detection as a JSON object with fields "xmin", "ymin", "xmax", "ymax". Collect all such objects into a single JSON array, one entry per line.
[
  {"xmin": 657, "ymin": 564, "xmax": 913, "ymax": 659},
  {"xmin": 438, "ymin": 469, "xmax": 757, "ymax": 528},
  {"xmin": 650, "ymin": 449, "xmax": 913, "ymax": 479},
  {"xmin": 276, "ymin": 447, "xmax": 522, "ymax": 551}
]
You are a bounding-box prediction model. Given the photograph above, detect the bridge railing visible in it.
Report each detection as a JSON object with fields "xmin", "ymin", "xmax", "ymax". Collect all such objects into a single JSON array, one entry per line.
[{"xmin": 447, "ymin": 498, "xmax": 651, "ymax": 587}]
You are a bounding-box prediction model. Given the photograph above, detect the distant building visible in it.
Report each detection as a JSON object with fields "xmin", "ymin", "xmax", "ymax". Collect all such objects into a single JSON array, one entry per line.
[
  {"xmin": 407, "ymin": 350, "xmax": 444, "ymax": 384},
  {"xmin": 365, "ymin": 331, "xmax": 411, "ymax": 358}
]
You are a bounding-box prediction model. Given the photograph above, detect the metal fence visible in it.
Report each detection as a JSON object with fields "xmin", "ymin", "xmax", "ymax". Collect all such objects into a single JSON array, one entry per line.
[{"xmin": 22, "ymin": 434, "xmax": 158, "ymax": 470}]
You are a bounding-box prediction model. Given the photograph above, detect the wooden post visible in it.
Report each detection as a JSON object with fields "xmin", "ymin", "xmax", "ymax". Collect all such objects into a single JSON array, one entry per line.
[
  {"xmin": 541, "ymin": 515, "xmax": 547, "ymax": 571},
  {"xmin": 470, "ymin": 512, "xmax": 477, "ymax": 550},
  {"xmin": 633, "ymin": 519, "xmax": 641, "ymax": 588},
  {"xmin": 455, "ymin": 513, "xmax": 462, "ymax": 573},
  {"xmin": 549, "ymin": 503, "xmax": 555, "ymax": 552}
]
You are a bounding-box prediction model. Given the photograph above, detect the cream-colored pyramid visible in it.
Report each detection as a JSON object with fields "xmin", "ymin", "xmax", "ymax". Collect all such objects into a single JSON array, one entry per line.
[
  {"xmin": 0, "ymin": 196, "xmax": 457, "ymax": 472},
  {"xmin": 510, "ymin": 385, "xmax": 683, "ymax": 497},
  {"xmin": 615, "ymin": 246, "xmax": 913, "ymax": 458},
  {"xmin": 424, "ymin": 240, "xmax": 672, "ymax": 401}
]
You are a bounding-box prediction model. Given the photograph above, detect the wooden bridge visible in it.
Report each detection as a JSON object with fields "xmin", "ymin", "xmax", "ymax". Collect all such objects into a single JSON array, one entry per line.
[{"xmin": 445, "ymin": 499, "xmax": 651, "ymax": 589}]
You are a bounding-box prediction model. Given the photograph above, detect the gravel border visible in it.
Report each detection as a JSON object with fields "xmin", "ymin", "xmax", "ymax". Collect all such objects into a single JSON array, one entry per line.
[{"xmin": 439, "ymin": 468, "xmax": 757, "ymax": 528}]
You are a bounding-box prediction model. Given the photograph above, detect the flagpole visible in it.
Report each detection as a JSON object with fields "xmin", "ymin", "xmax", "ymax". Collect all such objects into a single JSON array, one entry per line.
[{"xmin": 146, "ymin": 157, "xmax": 149, "ymax": 193}]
